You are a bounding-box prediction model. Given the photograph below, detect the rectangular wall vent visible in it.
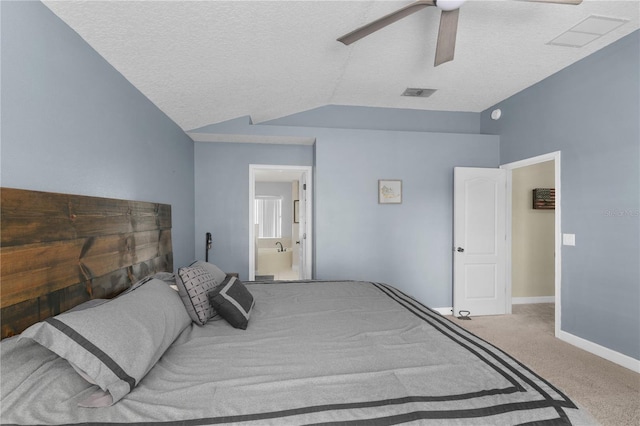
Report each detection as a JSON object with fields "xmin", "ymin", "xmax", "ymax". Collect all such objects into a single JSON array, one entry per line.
[{"xmin": 402, "ymin": 88, "xmax": 436, "ymax": 98}]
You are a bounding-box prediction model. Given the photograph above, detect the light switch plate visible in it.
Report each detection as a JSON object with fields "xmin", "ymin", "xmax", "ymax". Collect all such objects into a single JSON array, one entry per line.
[{"xmin": 563, "ymin": 233, "xmax": 576, "ymax": 246}]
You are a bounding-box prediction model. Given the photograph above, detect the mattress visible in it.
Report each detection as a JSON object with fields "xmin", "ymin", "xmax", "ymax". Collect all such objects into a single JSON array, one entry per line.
[{"xmin": 0, "ymin": 280, "xmax": 595, "ymax": 425}]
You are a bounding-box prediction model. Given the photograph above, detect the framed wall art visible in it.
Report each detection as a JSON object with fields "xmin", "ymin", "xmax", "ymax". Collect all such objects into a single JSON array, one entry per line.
[
  {"xmin": 378, "ymin": 180, "xmax": 402, "ymax": 204},
  {"xmin": 533, "ymin": 188, "xmax": 555, "ymax": 210}
]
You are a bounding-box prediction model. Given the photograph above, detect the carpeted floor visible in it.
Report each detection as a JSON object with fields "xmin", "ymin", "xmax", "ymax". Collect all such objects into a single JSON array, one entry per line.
[{"xmin": 449, "ymin": 304, "xmax": 640, "ymax": 426}]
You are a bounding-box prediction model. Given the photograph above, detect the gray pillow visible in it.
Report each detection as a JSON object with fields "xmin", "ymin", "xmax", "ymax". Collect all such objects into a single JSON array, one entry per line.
[
  {"xmin": 19, "ymin": 278, "xmax": 191, "ymax": 406},
  {"xmin": 152, "ymin": 271, "xmax": 176, "ymax": 285},
  {"xmin": 190, "ymin": 260, "xmax": 227, "ymax": 284},
  {"xmin": 208, "ymin": 276, "xmax": 255, "ymax": 330},
  {"xmin": 176, "ymin": 265, "xmax": 220, "ymax": 325},
  {"xmin": 67, "ymin": 298, "xmax": 108, "ymax": 313}
]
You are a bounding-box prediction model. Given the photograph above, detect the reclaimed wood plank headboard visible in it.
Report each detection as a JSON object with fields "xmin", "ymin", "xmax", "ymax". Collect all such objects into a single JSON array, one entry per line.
[{"xmin": 0, "ymin": 188, "xmax": 173, "ymax": 339}]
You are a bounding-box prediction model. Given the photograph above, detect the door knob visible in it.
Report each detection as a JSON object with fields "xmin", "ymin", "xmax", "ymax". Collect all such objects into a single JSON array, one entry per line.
[{"xmin": 456, "ymin": 247, "xmax": 465, "ymax": 253}]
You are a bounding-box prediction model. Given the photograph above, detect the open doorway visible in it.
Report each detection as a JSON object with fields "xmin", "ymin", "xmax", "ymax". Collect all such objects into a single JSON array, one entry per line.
[
  {"xmin": 248, "ymin": 165, "xmax": 313, "ymax": 281},
  {"xmin": 501, "ymin": 151, "xmax": 561, "ymax": 337}
]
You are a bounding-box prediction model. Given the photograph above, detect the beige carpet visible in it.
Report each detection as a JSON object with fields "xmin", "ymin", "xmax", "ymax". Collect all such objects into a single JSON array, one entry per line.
[{"xmin": 449, "ymin": 304, "xmax": 639, "ymax": 426}]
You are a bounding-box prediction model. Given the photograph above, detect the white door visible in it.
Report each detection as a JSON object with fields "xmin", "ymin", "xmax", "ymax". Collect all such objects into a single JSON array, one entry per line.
[
  {"xmin": 298, "ymin": 172, "xmax": 309, "ymax": 279},
  {"xmin": 453, "ymin": 167, "xmax": 506, "ymax": 317}
]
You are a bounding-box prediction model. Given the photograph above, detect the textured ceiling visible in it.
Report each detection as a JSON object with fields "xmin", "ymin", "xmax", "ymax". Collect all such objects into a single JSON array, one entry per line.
[{"xmin": 42, "ymin": 0, "xmax": 639, "ymax": 131}]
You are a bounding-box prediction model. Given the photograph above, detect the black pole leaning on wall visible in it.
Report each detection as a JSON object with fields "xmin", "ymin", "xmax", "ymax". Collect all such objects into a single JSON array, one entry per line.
[{"xmin": 205, "ymin": 232, "xmax": 212, "ymax": 262}]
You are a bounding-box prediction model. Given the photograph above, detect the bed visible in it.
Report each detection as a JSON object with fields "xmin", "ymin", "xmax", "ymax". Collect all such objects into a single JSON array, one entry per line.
[{"xmin": 0, "ymin": 188, "xmax": 595, "ymax": 425}]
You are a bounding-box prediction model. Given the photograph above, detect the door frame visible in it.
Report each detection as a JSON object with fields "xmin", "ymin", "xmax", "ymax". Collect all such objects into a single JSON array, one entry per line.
[
  {"xmin": 500, "ymin": 151, "xmax": 561, "ymax": 338},
  {"xmin": 248, "ymin": 164, "xmax": 313, "ymax": 281}
]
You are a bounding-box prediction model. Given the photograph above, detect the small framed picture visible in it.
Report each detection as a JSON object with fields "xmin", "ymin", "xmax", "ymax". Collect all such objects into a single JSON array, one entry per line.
[{"xmin": 378, "ymin": 180, "xmax": 402, "ymax": 204}]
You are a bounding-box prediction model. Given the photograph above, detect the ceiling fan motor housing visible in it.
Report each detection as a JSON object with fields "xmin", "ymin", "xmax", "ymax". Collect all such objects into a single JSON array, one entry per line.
[{"xmin": 434, "ymin": 0, "xmax": 467, "ymax": 11}]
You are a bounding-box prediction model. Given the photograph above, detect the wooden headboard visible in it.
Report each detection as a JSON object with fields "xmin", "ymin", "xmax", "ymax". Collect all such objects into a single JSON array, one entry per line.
[{"xmin": 0, "ymin": 188, "xmax": 173, "ymax": 339}]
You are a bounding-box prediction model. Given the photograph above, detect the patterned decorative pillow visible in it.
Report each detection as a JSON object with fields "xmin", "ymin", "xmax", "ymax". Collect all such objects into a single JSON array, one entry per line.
[
  {"xmin": 190, "ymin": 260, "xmax": 227, "ymax": 285},
  {"xmin": 208, "ymin": 276, "xmax": 255, "ymax": 330},
  {"xmin": 176, "ymin": 265, "xmax": 219, "ymax": 325}
]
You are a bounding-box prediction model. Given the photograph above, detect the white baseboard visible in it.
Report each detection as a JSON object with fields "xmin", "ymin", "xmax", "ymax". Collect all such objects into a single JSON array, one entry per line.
[
  {"xmin": 558, "ymin": 330, "xmax": 640, "ymax": 373},
  {"xmin": 432, "ymin": 307, "xmax": 453, "ymax": 316},
  {"xmin": 512, "ymin": 296, "xmax": 555, "ymax": 304},
  {"xmin": 432, "ymin": 305, "xmax": 639, "ymax": 372}
]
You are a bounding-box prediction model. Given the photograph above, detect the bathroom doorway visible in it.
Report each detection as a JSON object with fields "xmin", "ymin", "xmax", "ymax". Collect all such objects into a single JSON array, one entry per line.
[{"xmin": 248, "ymin": 165, "xmax": 313, "ymax": 281}]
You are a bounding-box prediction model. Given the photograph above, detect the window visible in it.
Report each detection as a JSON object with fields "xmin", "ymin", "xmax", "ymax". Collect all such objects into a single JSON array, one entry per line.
[{"xmin": 254, "ymin": 196, "xmax": 282, "ymax": 238}]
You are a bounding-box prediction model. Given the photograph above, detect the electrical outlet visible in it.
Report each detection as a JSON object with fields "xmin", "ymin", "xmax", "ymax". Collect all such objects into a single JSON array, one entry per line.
[{"xmin": 563, "ymin": 233, "xmax": 576, "ymax": 246}]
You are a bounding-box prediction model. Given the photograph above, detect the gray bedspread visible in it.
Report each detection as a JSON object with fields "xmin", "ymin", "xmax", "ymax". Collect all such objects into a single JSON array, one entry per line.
[{"xmin": 1, "ymin": 280, "xmax": 595, "ymax": 425}]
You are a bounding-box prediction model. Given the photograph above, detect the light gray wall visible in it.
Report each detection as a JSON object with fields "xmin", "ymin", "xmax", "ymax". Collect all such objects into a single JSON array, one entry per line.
[
  {"xmin": 1, "ymin": 1, "xmax": 195, "ymax": 269},
  {"xmin": 194, "ymin": 116, "xmax": 499, "ymax": 307},
  {"xmin": 263, "ymin": 105, "xmax": 481, "ymax": 134},
  {"xmin": 482, "ymin": 31, "xmax": 639, "ymax": 360},
  {"xmin": 255, "ymin": 182, "xmax": 294, "ymax": 238},
  {"xmin": 194, "ymin": 142, "xmax": 313, "ymax": 277},
  {"xmin": 313, "ymin": 128, "xmax": 499, "ymax": 307}
]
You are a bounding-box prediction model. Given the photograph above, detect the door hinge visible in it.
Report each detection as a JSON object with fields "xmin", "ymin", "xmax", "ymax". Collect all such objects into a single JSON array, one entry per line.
[
  {"xmin": 303, "ymin": 233, "xmax": 307, "ymax": 239},
  {"xmin": 303, "ymin": 184, "xmax": 307, "ymax": 190}
]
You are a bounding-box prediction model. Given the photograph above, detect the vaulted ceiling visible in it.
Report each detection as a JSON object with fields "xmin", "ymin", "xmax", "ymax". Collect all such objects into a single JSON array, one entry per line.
[{"xmin": 43, "ymin": 1, "xmax": 639, "ymax": 131}]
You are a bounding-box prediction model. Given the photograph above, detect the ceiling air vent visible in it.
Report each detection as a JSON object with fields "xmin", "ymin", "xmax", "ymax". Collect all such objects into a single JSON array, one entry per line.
[
  {"xmin": 547, "ymin": 15, "xmax": 628, "ymax": 48},
  {"xmin": 402, "ymin": 88, "xmax": 436, "ymax": 98}
]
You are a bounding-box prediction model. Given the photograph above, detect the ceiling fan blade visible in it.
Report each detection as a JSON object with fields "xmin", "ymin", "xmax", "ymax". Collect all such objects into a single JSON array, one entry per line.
[
  {"xmin": 338, "ymin": 0, "xmax": 436, "ymax": 45},
  {"xmin": 434, "ymin": 9, "xmax": 459, "ymax": 66},
  {"xmin": 526, "ymin": 0, "xmax": 582, "ymax": 5}
]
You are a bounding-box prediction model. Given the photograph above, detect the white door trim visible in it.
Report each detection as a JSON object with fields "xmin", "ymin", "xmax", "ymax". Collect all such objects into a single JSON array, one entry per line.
[
  {"xmin": 249, "ymin": 164, "xmax": 313, "ymax": 281},
  {"xmin": 500, "ymin": 151, "xmax": 561, "ymax": 338}
]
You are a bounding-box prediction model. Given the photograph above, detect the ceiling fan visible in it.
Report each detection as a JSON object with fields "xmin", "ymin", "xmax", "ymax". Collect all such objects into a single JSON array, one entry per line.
[{"xmin": 337, "ymin": 0, "xmax": 583, "ymax": 67}]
